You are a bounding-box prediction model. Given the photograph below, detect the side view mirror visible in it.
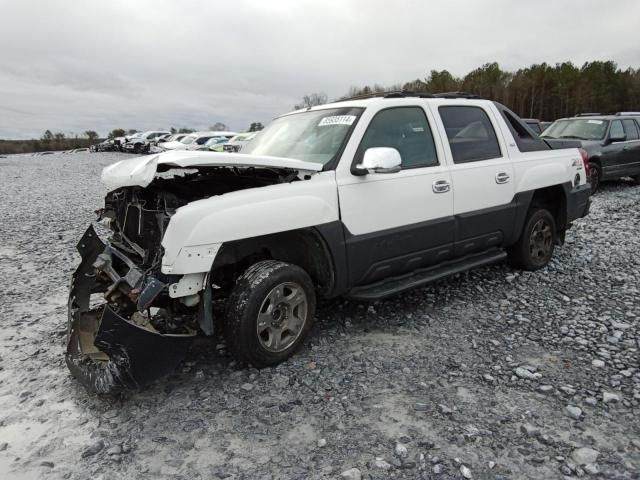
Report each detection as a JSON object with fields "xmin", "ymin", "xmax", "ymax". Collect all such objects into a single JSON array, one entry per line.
[
  {"xmin": 356, "ymin": 147, "xmax": 402, "ymax": 174},
  {"xmin": 608, "ymin": 133, "xmax": 626, "ymax": 144}
]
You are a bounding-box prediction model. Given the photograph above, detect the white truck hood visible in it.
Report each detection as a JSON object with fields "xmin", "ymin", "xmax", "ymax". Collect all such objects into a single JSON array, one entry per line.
[{"xmin": 101, "ymin": 150, "xmax": 323, "ymax": 190}]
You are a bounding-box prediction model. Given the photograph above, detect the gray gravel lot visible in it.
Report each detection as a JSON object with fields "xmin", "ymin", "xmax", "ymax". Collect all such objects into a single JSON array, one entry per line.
[{"xmin": 0, "ymin": 152, "xmax": 639, "ymax": 480}]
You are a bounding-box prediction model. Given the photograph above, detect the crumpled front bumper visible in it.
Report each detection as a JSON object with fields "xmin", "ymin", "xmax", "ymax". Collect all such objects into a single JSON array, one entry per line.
[{"xmin": 66, "ymin": 225, "xmax": 196, "ymax": 394}]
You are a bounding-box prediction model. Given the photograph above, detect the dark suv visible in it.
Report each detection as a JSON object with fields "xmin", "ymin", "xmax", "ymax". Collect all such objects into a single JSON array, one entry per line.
[{"xmin": 541, "ymin": 113, "xmax": 640, "ymax": 192}]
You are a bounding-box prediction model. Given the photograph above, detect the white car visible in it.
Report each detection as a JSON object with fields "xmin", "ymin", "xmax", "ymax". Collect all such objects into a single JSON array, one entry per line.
[
  {"xmin": 149, "ymin": 133, "xmax": 190, "ymax": 153},
  {"xmin": 67, "ymin": 93, "xmax": 591, "ymax": 393},
  {"xmin": 223, "ymin": 132, "xmax": 258, "ymax": 152},
  {"xmin": 161, "ymin": 131, "xmax": 238, "ymax": 151},
  {"xmin": 185, "ymin": 133, "xmax": 237, "ymax": 151},
  {"xmin": 124, "ymin": 130, "xmax": 171, "ymax": 154}
]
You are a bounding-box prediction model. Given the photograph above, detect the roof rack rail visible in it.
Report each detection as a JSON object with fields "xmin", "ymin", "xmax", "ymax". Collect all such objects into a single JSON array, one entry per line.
[
  {"xmin": 615, "ymin": 111, "xmax": 640, "ymax": 116},
  {"xmin": 384, "ymin": 91, "xmax": 435, "ymax": 99},
  {"xmin": 574, "ymin": 112, "xmax": 601, "ymax": 117},
  {"xmin": 341, "ymin": 90, "xmax": 482, "ymax": 101},
  {"xmin": 344, "ymin": 90, "xmax": 437, "ymax": 101},
  {"xmin": 432, "ymin": 91, "xmax": 482, "ymax": 99}
]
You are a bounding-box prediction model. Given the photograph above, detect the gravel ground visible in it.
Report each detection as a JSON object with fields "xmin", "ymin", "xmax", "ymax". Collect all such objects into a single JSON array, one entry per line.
[{"xmin": 0, "ymin": 152, "xmax": 639, "ymax": 480}]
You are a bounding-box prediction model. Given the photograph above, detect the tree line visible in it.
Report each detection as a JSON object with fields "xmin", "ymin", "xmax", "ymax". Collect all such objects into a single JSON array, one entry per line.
[
  {"xmin": 340, "ymin": 61, "xmax": 640, "ymax": 120},
  {"xmin": 4, "ymin": 60, "xmax": 639, "ymax": 155},
  {"xmin": 0, "ymin": 122, "xmax": 265, "ymax": 155},
  {"xmin": 0, "ymin": 130, "xmax": 100, "ymax": 155}
]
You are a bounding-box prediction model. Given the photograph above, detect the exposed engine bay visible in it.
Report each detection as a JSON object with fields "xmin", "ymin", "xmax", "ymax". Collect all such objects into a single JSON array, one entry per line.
[
  {"xmin": 66, "ymin": 166, "xmax": 295, "ymax": 393},
  {"xmin": 104, "ymin": 166, "xmax": 294, "ymax": 268}
]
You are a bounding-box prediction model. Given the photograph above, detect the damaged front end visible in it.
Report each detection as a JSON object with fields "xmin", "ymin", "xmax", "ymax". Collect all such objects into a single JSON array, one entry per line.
[
  {"xmin": 66, "ymin": 156, "xmax": 310, "ymax": 393},
  {"xmin": 66, "ymin": 225, "xmax": 197, "ymax": 394}
]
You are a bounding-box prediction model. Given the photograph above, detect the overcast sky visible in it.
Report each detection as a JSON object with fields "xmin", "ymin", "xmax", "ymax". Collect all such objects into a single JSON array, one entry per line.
[{"xmin": 1, "ymin": 0, "xmax": 639, "ymax": 139}]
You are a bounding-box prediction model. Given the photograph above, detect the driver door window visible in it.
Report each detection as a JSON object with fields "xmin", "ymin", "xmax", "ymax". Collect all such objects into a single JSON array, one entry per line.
[
  {"xmin": 610, "ymin": 120, "xmax": 625, "ymax": 140},
  {"xmin": 357, "ymin": 107, "xmax": 438, "ymax": 169}
]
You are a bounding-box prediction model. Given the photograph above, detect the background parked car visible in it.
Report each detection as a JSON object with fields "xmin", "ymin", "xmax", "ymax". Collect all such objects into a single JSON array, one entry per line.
[
  {"xmin": 522, "ymin": 118, "xmax": 545, "ymax": 135},
  {"xmin": 162, "ymin": 131, "xmax": 237, "ymax": 151},
  {"xmin": 148, "ymin": 133, "xmax": 190, "ymax": 153},
  {"xmin": 194, "ymin": 137, "xmax": 230, "ymax": 152},
  {"xmin": 159, "ymin": 133, "xmax": 189, "ymax": 144},
  {"xmin": 91, "ymin": 139, "xmax": 116, "ymax": 152},
  {"xmin": 540, "ymin": 113, "xmax": 640, "ymax": 192},
  {"xmin": 223, "ymin": 132, "xmax": 258, "ymax": 152},
  {"xmin": 113, "ymin": 135, "xmax": 128, "ymax": 151},
  {"xmin": 154, "ymin": 133, "xmax": 173, "ymax": 145},
  {"xmin": 124, "ymin": 130, "xmax": 170, "ymax": 154}
]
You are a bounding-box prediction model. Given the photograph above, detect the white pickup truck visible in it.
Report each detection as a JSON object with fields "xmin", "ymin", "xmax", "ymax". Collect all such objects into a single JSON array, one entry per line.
[{"xmin": 67, "ymin": 92, "xmax": 591, "ymax": 392}]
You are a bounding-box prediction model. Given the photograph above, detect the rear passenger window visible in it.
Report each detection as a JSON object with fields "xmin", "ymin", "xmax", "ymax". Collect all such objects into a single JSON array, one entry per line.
[
  {"xmin": 622, "ymin": 119, "xmax": 639, "ymax": 140},
  {"xmin": 439, "ymin": 106, "xmax": 502, "ymax": 163},
  {"xmin": 358, "ymin": 107, "xmax": 438, "ymax": 169}
]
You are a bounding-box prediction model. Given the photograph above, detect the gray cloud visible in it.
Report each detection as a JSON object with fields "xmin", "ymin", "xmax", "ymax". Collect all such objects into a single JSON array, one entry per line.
[{"xmin": 1, "ymin": 0, "xmax": 639, "ymax": 138}]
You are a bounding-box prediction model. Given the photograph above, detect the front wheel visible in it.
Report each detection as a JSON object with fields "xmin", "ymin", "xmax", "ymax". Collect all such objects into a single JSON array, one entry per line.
[
  {"xmin": 588, "ymin": 162, "xmax": 601, "ymax": 193},
  {"xmin": 508, "ymin": 208, "xmax": 556, "ymax": 271},
  {"xmin": 632, "ymin": 175, "xmax": 640, "ymax": 185},
  {"xmin": 225, "ymin": 260, "xmax": 316, "ymax": 367}
]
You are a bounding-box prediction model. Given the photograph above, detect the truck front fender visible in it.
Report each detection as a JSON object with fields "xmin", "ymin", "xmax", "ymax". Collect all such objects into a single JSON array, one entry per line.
[{"xmin": 161, "ymin": 172, "xmax": 340, "ymax": 275}]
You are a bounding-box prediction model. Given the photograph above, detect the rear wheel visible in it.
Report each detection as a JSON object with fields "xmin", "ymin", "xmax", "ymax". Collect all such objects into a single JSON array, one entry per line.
[
  {"xmin": 508, "ymin": 208, "xmax": 556, "ymax": 271},
  {"xmin": 588, "ymin": 162, "xmax": 601, "ymax": 193},
  {"xmin": 632, "ymin": 175, "xmax": 640, "ymax": 185},
  {"xmin": 225, "ymin": 260, "xmax": 315, "ymax": 367}
]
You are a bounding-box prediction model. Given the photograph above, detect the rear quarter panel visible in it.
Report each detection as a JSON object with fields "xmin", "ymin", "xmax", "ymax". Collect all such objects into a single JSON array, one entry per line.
[
  {"xmin": 511, "ymin": 149, "xmax": 586, "ymax": 193},
  {"xmin": 488, "ymin": 103, "xmax": 587, "ymax": 190}
]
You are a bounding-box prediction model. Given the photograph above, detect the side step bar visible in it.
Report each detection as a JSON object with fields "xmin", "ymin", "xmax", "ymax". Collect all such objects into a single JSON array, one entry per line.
[{"xmin": 347, "ymin": 249, "xmax": 507, "ymax": 301}]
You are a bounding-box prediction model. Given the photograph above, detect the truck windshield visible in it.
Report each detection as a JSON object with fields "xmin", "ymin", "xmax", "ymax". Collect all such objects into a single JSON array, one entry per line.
[
  {"xmin": 541, "ymin": 119, "xmax": 608, "ymax": 140},
  {"xmin": 242, "ymin": 107, "xmax": 363, "ymax": 166}
]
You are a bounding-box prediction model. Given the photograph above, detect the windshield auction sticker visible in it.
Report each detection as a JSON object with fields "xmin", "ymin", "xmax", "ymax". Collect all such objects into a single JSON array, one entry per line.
[{"xmin": 318, "ymin": 115, "xmax": 356, "ymax": 127}]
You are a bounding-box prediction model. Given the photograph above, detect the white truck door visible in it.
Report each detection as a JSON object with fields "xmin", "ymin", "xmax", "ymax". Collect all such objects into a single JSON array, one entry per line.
[
  {"xmin": 430, "ymin": 102, "xmax": 516, "ymax": 256},
  {"xmin": 336, "ymin": 104, "xmax": 454, "ymax": 286}
]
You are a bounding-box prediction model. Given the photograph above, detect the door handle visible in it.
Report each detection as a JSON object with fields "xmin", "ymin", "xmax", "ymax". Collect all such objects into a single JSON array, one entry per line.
[
  {"xmin": 495, "ymin": 172, "xmax": 510, "ymax": 184},
  {"xmin": 623, "ymin": 146, "xmax": 629, "ymax": 150},
  {"xmin": 432, "ymin": 179, "xmax": 450, "ymax": 193}
]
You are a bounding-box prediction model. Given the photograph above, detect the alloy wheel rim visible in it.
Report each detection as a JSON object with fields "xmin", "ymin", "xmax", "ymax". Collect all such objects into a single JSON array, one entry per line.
[
  {"xmin": 529, "ymin": 219, "xmax": 553, "ymax": 262},
  {"xmin": 256, "ymin": 282, "xmax": 308, "ymax": 352}
]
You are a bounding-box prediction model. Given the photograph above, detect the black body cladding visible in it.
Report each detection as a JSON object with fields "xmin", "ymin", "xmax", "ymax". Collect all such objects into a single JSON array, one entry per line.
[{"xmin": 318, "ymin": 182, "xmax": 590, "ymax": 298}]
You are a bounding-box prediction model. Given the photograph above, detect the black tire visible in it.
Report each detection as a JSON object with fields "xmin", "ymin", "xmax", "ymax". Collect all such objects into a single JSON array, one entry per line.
[
  {"xmin": 632, "ymin": 175, "xmax": 640, "ymax": 185},
  {"xmin": 225, "ymin": 260, "xmax": 316, "ymax": 367},
  {"xmin": 133, "ymin": 143, "xmax": 141, "ymax": 154},
  {"xmin": 588, "ymin": 162, "xmax": 601, "ymax": 193},
  {"xmin": 508, "ymin": 208, "xmax": 556, "ymax": 271}
]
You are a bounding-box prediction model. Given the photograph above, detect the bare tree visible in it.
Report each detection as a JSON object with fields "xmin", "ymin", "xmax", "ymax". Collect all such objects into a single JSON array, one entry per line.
[
  {"xmin": 210, "ymin": 122, "xmax": 228, "ymax": 131},
  {"xmin": 108, "ymin": 129, "xmax": 125, "ymax": 139},
  {"xmin": 293, "ymin": 92, "xmax": 328, "ymax": 110},
  {"xmin": 84, "ymin": 130, "xmax": 99, "ymax": 141}
]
